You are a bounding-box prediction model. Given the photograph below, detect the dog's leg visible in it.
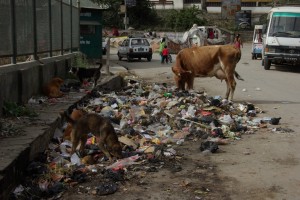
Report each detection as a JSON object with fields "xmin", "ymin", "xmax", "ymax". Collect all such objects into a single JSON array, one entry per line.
[
  {"xmin": 79, "ymin": 134, "xmax": 88, "ymax": 157},
  {"xmin": 98, "ymin": 139, "xmax": 113, "ymax": 162},
  {"xmin": 71, "ymin": 130, "xmax": 80, "ymax": 155}
]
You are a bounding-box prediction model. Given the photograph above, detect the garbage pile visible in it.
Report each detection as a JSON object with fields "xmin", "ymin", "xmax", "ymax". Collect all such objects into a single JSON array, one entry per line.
[{"xmin": 11, "ymin": 75, "xmax": 287, "ymax": 199}]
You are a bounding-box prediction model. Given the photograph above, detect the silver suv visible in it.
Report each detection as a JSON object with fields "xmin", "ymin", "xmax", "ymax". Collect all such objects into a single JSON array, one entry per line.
[{"xmin": 117, "ymin": 38, "xmax": 152, "ymax": 62}]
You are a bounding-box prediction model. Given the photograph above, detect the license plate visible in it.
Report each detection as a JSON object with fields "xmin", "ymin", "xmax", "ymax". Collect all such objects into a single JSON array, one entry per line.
[{"xmin": 284, "ymin": 57, "xmax": 298, "ymax": 61}]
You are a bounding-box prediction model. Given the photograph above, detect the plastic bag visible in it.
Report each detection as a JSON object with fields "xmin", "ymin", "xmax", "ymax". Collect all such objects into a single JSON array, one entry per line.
[{"xmin": 106, "ymin": 155, "xmax": 140, "ymax": 170}]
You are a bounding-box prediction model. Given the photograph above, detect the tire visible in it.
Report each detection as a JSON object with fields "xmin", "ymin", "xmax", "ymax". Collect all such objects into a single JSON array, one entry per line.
[
  {"xmin": 168, "ymin": 54, "xmax": 172, "ymax": 63},
  {"xmin": 252, "ymin": 54, "xmax": 255, "ymax": 60},
  {"xmin": 117, "ymin": 52, "xmax": 122, "ymax": 61},
  {"xmin": 127, "ymin": 54, "xmax": 132, "ymax": 62},
  {"xmin": 264, "ymin": 57, "xmax": 271, "ymax": 70},
  {"xmin": 147, "ymin": 56, "xmax": 152, "ymax": 62}
]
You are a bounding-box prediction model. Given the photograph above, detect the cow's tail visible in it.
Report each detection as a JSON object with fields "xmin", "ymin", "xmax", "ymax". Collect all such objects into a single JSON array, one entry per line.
[
  {"xmin": 234, "ymin": 71, "xmax": 244, "ymax": 81},
  {"xmin": 235, "ymin": 48, "xmax": 242, "ymax": 64}
]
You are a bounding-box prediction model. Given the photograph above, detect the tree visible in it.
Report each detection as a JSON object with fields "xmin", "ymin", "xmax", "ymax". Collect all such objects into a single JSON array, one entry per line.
[
  {"xmin": 90, "ymin": 0, "xmax": 160, "ymax": 30},
  {"xmin": 126, "ymin": 1, "xmax": 160, "ymax": 30},
  {"xmin": 165, "ymin": 6, "xmax": 207, "ymax": 32}
]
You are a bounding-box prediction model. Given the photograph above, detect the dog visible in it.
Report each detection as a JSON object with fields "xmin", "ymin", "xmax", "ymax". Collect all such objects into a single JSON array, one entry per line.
[
  {"xmin": 63, "ymin": 109, "xmax": 85, "ymax": 141},
  {"xmin": 42, "ymin": 77, "xmax": 64, "ymax": 98},
  {"xmin": 61, "ymin": 111, "xmax": 123, "ymax": 162},
  {"xmin": 69, "ymin": 63, "xmax": 103, "ymax": 88}
]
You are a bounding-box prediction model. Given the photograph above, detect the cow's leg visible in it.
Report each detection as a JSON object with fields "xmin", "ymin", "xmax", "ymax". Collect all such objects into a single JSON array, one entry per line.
[
  {"xmin": 228, "ymin": 76, "xmax": 236, "ymax": 100},
  {"xmin": 224, "ymin": 79, "xmax": 231, "ymax": 100},
  {"xmin": 179, "ymin": 79, "xmax": 185, "ymax": 90},
  {"xmin": 186, "ymin": 75, "xmax": 194, "ymax": 90},
  {"xmin": 221, "ymin": 67, "xmax": 236, "ymax": 100}
]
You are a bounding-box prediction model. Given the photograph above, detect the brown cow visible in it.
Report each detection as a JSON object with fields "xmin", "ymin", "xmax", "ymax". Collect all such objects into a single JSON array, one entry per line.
[{"xmin": 171, "ymin": 45, "xmax": 244, "ymax": 100}]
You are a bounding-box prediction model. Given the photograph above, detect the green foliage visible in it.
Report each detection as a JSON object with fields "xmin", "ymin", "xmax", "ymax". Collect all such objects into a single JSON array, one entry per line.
[
  {"xmin": 164, "ymin": 6, "xmax": 207, "ymax": 31},
  {"xmin": 127, "ymin": 1, "xmax": 161, "ymax": 30},
  {"xmin": 90, "ymin": 0, "xmax": 160, "ymax": 30},
  {"xmin": 3, "ymin": 101, "xmax": 38, "ymax": 118},
  {"xmin": 259, "ymin": 14, "xmax": 268, "ymax": 25},
  {"xmin": 71, "ymin": 53, "xmax": 89, "ymax": 68}
]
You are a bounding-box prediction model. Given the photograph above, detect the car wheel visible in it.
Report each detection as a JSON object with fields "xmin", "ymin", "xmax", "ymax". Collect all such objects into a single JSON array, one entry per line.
[
  {"xmin": 264, "ymin": 57, "xmax": 271, "ymax": 70},
  {"xmin": 117, "ymin": 52, "xmax": 122, "ymax": 61},
  {"xmin": 127, "ymin": 54, "xmax": 132, "ymax": 62},
  {"xmin": 252, "ymin": 54, "xmax": 255, "ymax": 60},
  {"xmin": 147, "ymin": 56, "xmax": 152, "ymax": 62}
]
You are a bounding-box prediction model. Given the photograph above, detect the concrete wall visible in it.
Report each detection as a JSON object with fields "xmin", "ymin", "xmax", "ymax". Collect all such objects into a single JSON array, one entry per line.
[{"xmin": 0, "ymin": 54, "xmax": 75, "ymax": 116}]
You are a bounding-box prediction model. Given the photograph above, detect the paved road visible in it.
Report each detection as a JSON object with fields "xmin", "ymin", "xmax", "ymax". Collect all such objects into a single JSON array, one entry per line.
[{"xmin": 107, "ymin": 44, "xmax": 300, "ymax": 199}]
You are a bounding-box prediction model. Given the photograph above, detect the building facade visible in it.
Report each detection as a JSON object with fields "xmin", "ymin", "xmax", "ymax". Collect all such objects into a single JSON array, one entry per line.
[{"xmin": 149, "ymin": 0, "xmax": 273, "ymax": 14}]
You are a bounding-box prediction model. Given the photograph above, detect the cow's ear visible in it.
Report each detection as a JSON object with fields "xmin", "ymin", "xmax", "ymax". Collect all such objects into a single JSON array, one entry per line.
[
  {"xmin": 182, "ymin": 70, "xmax": 192, "ymax": 75},
  {"xmin": 171, "ymin": 67, "xmax": 181, "ymax": 76},
  {"xmin": 171, "ymin": 66, "xmax": 176, "ymax": 73}
]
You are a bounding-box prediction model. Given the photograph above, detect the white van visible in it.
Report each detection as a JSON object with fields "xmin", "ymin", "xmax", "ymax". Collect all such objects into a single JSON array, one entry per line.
[{"xmin": 262, "ymin": 6, "xmax": 300, "ymax": 70}]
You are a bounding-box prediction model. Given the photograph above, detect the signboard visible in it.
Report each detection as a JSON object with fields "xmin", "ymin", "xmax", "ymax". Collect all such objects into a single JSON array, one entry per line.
[
  {"xmin": 120, "ymin": 5, "xmax": 126, "ymax": 13},
  {"xmin": 235, "ymin": 10, "xmax": 251, "ymax": 30}
]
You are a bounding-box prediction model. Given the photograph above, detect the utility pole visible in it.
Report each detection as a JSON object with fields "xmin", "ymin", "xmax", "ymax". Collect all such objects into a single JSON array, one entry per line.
[{"xmin": 124, "ymin": 0, "xmax": 127, "ymax": 30}]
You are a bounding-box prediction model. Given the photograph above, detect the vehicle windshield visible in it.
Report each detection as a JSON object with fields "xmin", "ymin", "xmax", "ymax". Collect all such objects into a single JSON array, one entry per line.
[
  {"xmin": 131, "ymin": 39, "xmax": 150, "ymax": 46},
  {"xmin": 269, "ymin": 12, "xmax": 300, "ymax": 38}
]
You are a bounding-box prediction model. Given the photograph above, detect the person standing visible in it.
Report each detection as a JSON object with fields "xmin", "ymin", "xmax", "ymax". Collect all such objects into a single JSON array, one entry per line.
[
  {"xmin": 159, "ymin": 38, "xmax": 166, "ymax": 63},
  {"xmin": 234, "ymin": 33, "xmax": 243, "ymax": 50},
  {"xmin": 161, "ymin": 45, "xmax": 169, "ymax": 64}
]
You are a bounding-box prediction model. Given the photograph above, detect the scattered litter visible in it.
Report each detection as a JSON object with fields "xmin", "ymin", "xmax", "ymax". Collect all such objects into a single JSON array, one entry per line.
[
  {"xmin": 9, "ymin": 77, "xmax": 290, "ymax": 199},
  {"xmin": 200, "ymin": 141, "xmax": 219, "ymax": 153}
]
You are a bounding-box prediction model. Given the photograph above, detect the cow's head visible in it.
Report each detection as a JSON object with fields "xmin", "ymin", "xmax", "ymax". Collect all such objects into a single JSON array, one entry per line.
[{"xmin": 171, "ymin": 66, "xmax": 192, "ymax": 90}]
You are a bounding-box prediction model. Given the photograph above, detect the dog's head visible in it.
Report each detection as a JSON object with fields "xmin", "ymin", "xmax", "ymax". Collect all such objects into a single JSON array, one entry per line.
[
  {"xmin": 171, "ymin": 66, "xmax": 192, "ymax": 90},
  {"xmin": 109, "ymin": 143, "xmax": 123, "ymax": 159},
  {"xmin": 69, "ymin": 67, "xmax": 78, "ymax": 75}
]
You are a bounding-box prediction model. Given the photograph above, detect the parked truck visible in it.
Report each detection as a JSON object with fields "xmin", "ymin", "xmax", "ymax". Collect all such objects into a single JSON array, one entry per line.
[{"xmin": 262, "ymin": 6, "xmax": 300, "ymax": 70}]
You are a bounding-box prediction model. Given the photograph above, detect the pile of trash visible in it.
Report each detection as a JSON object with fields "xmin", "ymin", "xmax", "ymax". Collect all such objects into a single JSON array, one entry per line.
[{"xmin": 11, "ymin": 75, "xmax": 286, "ymax": 199}]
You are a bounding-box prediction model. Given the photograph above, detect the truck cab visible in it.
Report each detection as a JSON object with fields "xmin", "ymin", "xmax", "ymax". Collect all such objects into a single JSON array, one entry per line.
[{"xmin": 262, "ymin": 6, "xmax": 300, "ymax": 70}]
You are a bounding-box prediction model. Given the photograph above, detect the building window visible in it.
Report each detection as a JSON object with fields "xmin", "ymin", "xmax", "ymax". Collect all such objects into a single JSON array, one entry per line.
[
  {"xmin": 183, "ymin": 0, "xmax": 202, "ymax": 4},
  {"xmin": 259, "ymin": 2, "xmax": 271, "ymax": 6},
  {"xmin": 241, "ymin": 2, "xmax": 256, "ymax": 7},
  {"xmin": 207, "ymin": 2, "xmax": 222, "ymax": 7}
]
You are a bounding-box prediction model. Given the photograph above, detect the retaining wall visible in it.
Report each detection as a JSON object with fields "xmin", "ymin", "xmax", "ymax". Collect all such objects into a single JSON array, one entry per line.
[{"xmin": 0, "ymin": 54, "xmax": 74, "ymax": 117}]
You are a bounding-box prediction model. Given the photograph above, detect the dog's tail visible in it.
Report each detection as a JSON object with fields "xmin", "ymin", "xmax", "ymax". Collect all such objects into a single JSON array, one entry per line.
[{"xmin": 234, "ymin": 71, "xmax": 244, "ymax": 81}]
